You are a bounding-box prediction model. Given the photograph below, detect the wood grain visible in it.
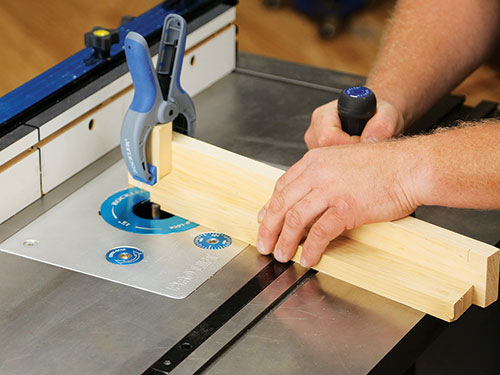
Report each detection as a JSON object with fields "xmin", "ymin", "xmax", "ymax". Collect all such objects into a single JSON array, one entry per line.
[
  {"xmin": 131, "ymin": 131, "xmax": 500, "ymax": 322},
  {"xmin": 344, "ymin": 219, "xmax": 500, "ymax": 307},
  {"xmin": 291, "ymin": 238, "xmax": 474, "ymax": 322},
  {"xmin": 146, "ymin": 122, "xmax": 172, "ymax": 181}
]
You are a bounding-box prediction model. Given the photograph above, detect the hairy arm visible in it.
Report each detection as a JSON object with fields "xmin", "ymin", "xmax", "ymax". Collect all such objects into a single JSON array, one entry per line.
[
  {"xmin": 413, "ymin": 120, "xmax": 500, "ymax": 209},
  {"xmin": 368, "ymin": 0, "xmax": 500, "ymax": 129},
  {"xmin": 258, "ymin": 120, "xmax": 500, "ymax": 266},
  {"xmin": 306, "ymin": 0, "xmax": 500, "ymax": 147}
]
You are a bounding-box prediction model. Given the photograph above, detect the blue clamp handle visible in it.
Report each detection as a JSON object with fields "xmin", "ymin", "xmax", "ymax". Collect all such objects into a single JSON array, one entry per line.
[{"xmin": 120, "ymin": 14, "xmax": 196, "ymax": 185}]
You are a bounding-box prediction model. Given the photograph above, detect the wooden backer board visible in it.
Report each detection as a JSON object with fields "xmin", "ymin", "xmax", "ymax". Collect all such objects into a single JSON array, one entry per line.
[
  {"xmin": 146, "ymin": 122, "xmax": 172, "ymax": 181},
  {"xmin": 130, "ymin": 126, "xmax": 500, "ymax": 322}
]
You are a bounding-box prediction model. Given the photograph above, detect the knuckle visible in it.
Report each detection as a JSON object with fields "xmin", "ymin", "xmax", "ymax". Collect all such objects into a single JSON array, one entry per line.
[
  {"xmin": 269, "ymin": 192, "xmax": 286, "ymax": 213},
  {"xmin": 331, "ymin": 197, "xmax": 357, "ymax": 229},
  {"xmin": 304, "ymin": 130, "xmax": 312, "ymax": 145},
  {"xmin": 275, "ymin": 176, "xmax": 286, "ymax": 192},
  {"xmin": 310, "ymin": 221, "xmax": 330, "ymax": 240},
  {"xmin": 311, "ymin": 107, "xmax": 323, "ymax": 121},
  {"xmin": 285, "ymin": 208, "xmax": 303, "ymax": 228},
  {"xmin": 332, "ymin": 197, "xmax": 351, "ymax": 216},
  {"xmin": 258, "ymin": 222, "xmax": 273, "ymax": 238},
  {"xmin": 316, "ymin": 134, "xmax": 332, "ymax": 147},
  {"xmin": 367, "ymin": 119, "xmax": 395, "ymax": 139}
]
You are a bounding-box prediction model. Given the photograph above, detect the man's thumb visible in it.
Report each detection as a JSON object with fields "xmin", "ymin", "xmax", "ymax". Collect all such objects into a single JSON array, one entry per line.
[{"xmin": 360, "ymin": 113, "xmax": 396, "ymax": 143}]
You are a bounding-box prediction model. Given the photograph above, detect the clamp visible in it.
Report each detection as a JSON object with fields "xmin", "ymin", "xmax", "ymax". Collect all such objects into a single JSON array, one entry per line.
[{"xmin": 121, "ymin": 14, "xmax": 196, "ymax": 185}]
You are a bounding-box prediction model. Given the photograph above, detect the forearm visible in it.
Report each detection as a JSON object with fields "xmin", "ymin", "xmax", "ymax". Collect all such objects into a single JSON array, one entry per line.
[
  {"xmin": 405, "ymin": 120, "xmax": 500, "ymax": 209},
  {"xmin": 367, "ymin": 0, "xmax": 499, "ymax": 127}
]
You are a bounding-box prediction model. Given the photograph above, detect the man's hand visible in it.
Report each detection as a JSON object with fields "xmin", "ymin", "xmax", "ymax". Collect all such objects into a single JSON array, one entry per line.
[
  {"xmin": 304, "ymin": 98, "xmax": 405, "ymax": 149},
  {"xmin": 256, "ymin": 142, "xmax": 419, "ymax": 267}
]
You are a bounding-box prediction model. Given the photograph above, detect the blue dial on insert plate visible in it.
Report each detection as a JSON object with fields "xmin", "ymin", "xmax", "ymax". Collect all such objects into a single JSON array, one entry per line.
[
  {"xmin": 194, "ymin": 232, "xmax": 232, "ymax": 250},
  {"xmin": 106, "ymin": 246, "xmax": 144, "ymax": 265}
]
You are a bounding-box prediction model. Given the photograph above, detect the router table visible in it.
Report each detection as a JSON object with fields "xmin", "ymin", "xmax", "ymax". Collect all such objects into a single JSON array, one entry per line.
[{"xmin": 1, "ymin": 2, "xmax": 500, "ymax": 374}]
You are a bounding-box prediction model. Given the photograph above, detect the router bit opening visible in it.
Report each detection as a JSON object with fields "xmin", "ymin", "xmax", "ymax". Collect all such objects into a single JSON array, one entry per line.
[{"xmin": 132, "ymin": 200, "xmax": 173, "ymax": 220}]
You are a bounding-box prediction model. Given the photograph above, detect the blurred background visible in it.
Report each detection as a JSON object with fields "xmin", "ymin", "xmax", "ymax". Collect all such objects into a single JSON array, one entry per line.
[{"xmin": 1, "ymin": 0, "xmax": 499, "ymax": 105}]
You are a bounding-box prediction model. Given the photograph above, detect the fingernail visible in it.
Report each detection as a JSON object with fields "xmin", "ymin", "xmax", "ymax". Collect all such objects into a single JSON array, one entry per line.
[
  {"xmin": 258, "ymin": 207, "xmax": 266, "ymax": 223},
  {"xmin": 274, "ymin": 248, "xmax": 285, "ymax": 262},
  {"xmin": 366, "ymin": 136, "xmax": 379, "ymax": 143},
  {"xmin": 300, "ymin": 256, "xmax": 308, "ymax": 267},
  {"xmin": 257, "ymin": 240, "xmax": 266, "ymax": 254}
]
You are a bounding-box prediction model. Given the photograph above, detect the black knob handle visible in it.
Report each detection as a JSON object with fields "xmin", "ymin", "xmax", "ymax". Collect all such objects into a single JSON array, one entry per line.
[
  {"xmin": 84, "ymin": 27, "xmax": 119, "ymax": 60},
  {"xmin": 338, "ymin": 86, "xmax": 377, "ymax": 136}
]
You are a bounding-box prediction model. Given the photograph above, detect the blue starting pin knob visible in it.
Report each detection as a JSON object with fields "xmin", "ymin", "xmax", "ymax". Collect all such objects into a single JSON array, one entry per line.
[
  {"xmin": 338, "ymin": 86, "xmax": 377, "ymax": 136},
  {"xmin": 194, "ymin": 233, "xmax": 232, "ymax": 250}
]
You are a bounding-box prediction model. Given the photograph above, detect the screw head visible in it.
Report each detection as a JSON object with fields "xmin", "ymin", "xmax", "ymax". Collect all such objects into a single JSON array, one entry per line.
[{"xmin": 118, "ymin": 252, "xmax": 132, "ymax": 260}]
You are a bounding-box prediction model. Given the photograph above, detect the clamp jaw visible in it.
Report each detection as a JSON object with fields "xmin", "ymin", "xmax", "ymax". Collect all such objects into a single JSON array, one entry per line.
[{"xmin": 121, "ymin": 14, "xmax": 196, "ymax": 185}]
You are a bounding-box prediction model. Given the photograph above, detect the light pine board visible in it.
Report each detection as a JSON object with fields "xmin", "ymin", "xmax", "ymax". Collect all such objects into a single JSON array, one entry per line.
[{"xmin": 130, "ymin": 128, "xmax": 500, "ymax": 322}]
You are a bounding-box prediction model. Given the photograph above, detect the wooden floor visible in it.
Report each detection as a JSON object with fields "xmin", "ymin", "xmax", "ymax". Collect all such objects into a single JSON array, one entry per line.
[{"xmin": 1, "ymin": 0, "xmax": 499, "ymax": 106}]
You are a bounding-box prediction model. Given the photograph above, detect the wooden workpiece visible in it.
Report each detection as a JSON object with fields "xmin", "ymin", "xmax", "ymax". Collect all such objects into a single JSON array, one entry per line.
[{"xmin": 131, "ymin": 125, "xmax": 500, "ymax": 322}]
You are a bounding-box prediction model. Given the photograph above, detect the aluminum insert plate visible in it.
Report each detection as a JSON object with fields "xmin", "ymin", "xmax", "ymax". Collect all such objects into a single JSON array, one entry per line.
[{"xmin": 0, "ymin": 161, "xmax": 248, "ymax": 298}]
